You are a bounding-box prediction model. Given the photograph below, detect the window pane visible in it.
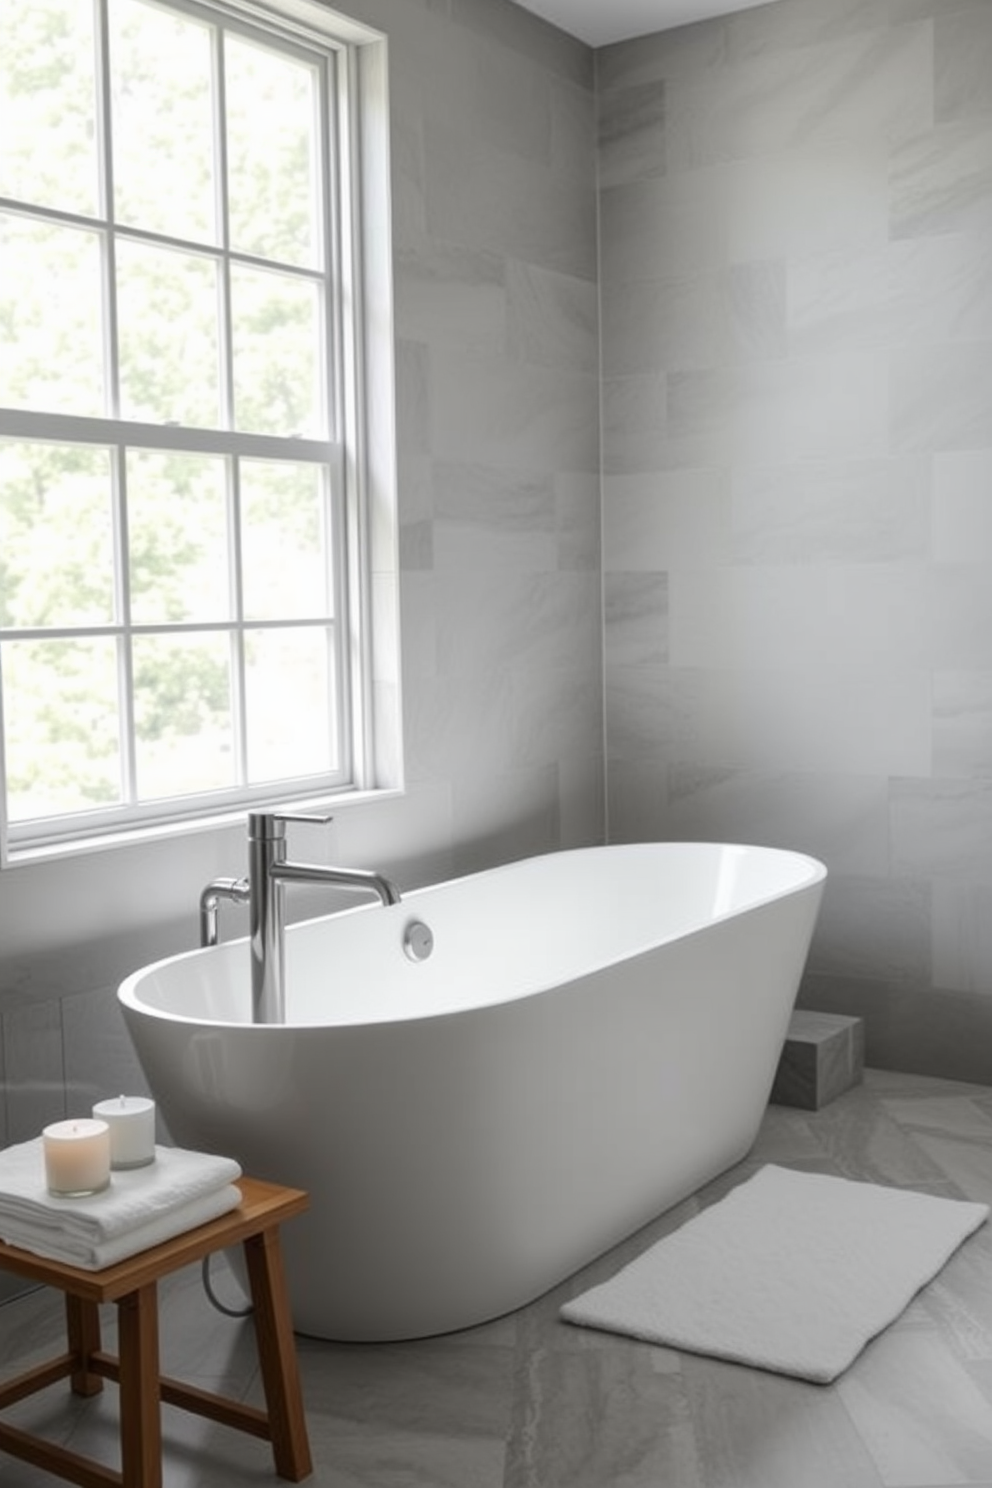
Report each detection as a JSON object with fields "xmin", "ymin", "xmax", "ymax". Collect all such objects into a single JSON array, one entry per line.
[
  {"xmin": 117, "ymin": 240, "xmax": 221, "ymax": 426},
  {"xmin": 132, "ymin": 632, "xmax": 233, "ymax": 799},
  {"xmin": 2, "ymin": 637, "xmax": 121, "ymax": 821},
  {"xmin": 110, "ymin": 0, "xmax": 217, "ymax": 244},
  {"xmin": 231, "ymin": 265, "xmax": 323, "ymax": 436},
  {"xmin": 226, "ymin": 36, "xmax": 319, "ymax": 268},
  {"xmin": 241, "ymin": 461, "xmax": 328, "ymax": 620},
  {"xmin": 0, "ymin": 442, "xmax": 115, "ymax": 627},
  {"xmin": 127, "ymin": 450, "xmax": 230, "ymax": 623},
  {"xmin": 245, "ymin": 627, "xmax": 334, "ymax": 782},
  {"xmin": 0, "ymin": 215, "xmax": 105, "ymax": 416},
  {"xmin": 0, "ymin": 0, "xmax": 99, "ymax": 216}
]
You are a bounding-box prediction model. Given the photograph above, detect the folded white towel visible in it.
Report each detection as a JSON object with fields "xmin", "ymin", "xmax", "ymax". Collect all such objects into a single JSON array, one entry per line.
[
  {"xmin": 0, "ymin": 1183, "xmax": 243, "ymax": 1269},
  {"xmin": 0, "ymin": 1138, "xmax": 242, "ymax": 1246}
]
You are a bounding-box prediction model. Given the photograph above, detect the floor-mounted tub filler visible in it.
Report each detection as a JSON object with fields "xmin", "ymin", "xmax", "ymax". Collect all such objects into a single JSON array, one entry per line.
[{"xmin": 118, "ymin": 842, "xmax": 826, "ymax": 1342}]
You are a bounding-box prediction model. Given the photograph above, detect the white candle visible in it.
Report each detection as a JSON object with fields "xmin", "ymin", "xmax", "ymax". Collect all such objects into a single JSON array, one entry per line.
[
  {"xmin": 43, "ymin": 1119, "xmax": 111, "ymax": 1196},
  {"xmin": 92, "ymin": 1095, "xmax": 157, "ymax": 1170}
]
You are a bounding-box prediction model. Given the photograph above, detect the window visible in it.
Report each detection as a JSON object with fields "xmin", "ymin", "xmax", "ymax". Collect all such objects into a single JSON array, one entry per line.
[{"xmin": 0, "ymin": 0, "xmax": 396, "ymax": 861}]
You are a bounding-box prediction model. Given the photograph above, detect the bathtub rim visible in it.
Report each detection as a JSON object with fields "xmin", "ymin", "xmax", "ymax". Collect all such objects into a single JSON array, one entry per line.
[{"xmin": 118, "ymin": 841, "xmax": 826, "ymax": 1033}]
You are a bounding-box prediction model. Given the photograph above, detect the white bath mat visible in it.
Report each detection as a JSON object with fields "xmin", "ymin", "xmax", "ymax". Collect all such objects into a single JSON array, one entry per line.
[{"xmin": 560, "ymin": 1164, "xmax": 988, "ymax": 1384}]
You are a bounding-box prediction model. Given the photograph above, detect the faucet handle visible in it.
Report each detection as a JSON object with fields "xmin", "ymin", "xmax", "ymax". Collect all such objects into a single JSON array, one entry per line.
[{"xmin": 248, "ymin": 809, "xmax": 333, "ymax": 840}]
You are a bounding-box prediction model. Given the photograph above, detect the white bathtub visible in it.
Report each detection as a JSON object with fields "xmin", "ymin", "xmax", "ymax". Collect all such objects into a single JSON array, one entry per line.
[{"xmin": 118, "ymin": 842, "xmax": 825, "ymax": 1341}]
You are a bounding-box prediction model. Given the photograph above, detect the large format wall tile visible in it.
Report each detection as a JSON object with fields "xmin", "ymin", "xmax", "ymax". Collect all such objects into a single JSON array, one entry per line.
[{"xmin": 601, "ymin": 0, "xmax": 992, "ymax": 1076}]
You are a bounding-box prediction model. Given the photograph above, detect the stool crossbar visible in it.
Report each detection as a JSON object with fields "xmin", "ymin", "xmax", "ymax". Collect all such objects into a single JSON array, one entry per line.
[{"xmin": 0, "ymin": 1176, "xmax": 313, "ymax": 1487}]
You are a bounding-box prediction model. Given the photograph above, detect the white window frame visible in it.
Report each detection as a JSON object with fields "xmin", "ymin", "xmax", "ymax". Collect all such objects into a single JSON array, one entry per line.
[{"xmin": 0, "ymin": 0, "xmax": 400, "ymax": 865}]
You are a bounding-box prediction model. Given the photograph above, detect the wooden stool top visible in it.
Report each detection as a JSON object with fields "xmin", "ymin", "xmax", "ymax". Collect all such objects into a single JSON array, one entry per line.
[{"xmin": 0, "ymin": 1176, "xmax": 309, "ymax": 1302}]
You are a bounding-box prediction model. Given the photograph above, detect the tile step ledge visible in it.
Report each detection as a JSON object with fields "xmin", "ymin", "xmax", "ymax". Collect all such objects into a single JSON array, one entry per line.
[{"xmin": 771, "ymin": 1010, "xmax": 865, "ymax": 1111}]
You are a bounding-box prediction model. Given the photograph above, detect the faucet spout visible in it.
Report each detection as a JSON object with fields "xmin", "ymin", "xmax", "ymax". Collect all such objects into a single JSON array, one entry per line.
[
  {"xmin": 269, "ymin": 860, "xmax": 401, "ymax": 906},
  {"xmin": 246, "ymin": 811, "xmax": 400, "ymax": 1025}
]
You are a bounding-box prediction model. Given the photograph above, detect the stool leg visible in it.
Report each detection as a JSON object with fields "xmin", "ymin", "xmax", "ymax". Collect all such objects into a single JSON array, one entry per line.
[
  {"xmin": 117, "ymin": 1283, "xmax": 163, "ymax": 1488},
  {"xmin": 243, "ymin": 1228, "xmax": 313, "ymax": 1481},
  {"xmin": 65, "ymin": 1295, "xmax": 104, "ymax": 1396}
]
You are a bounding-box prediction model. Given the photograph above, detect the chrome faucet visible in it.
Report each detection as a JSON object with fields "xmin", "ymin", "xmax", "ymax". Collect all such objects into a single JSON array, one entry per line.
[{"xmin": 199, "ymin": 810, "xmax": 401, "ymax": 1025}]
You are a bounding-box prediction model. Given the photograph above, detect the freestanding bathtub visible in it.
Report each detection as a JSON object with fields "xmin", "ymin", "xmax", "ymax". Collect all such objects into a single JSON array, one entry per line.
[{"xmin": 118, "ymin": 842, "xmax": 825, "ymax": 1341}]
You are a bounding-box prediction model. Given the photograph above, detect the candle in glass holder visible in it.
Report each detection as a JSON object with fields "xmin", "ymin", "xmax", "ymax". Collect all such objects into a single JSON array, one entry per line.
[
  {"xmin": 43, "ymin": 1119, "xmax": 111, "ymax": 1197},
  {"xmin": 92, "ymin": 1095, "xmax": 156, "ymax": 1169}
]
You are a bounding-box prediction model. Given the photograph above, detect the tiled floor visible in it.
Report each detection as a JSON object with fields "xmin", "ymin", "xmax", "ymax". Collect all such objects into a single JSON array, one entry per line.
[{"xmin": 5, "ymin": 1068, "xmax": 992, "ymax": 1486}]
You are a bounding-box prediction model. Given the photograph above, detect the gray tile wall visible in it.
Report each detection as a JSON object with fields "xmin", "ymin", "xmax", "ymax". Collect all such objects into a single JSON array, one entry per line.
[
  {"xmin": 599, "ymin": 0, "xmax": 992, "ymax": 1079},
  {"xmin": 0, "ymin": 0, "xmax": 604, "ymax": 1148}
]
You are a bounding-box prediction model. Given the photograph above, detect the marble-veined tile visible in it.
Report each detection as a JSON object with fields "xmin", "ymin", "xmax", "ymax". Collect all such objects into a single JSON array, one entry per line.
[
  {"xmin": 556, "ymin": 750, "xmax": 605, "ymax": 852},
  {"xmin": 682, "ymin": 1352, "xmax": 885, "ymax": 1488},
  {"xmin": 604, "ymin": 664, "xmax": 678, "ymax": 762},
  {"xmin": 596, "ymin": 23, "xmax": 723, "ymax": 94},
  {"xmin": 603, "ymin": 467, "xmax": 732, "ymax": 571},
  {"xmin": 303, "ymin": 1427, "xmax": 506, "ymax": 1488},
  {"xmin": 431, "ymin": 462, "xmax": 557, "ymax": 572},
  {"xmin": 731, "ymin": 458, "xmax": 930, "ymax": 565},
  {"xmin": 429, "ymin": 349, "xmax": 598, "ymax": 473},
  {"xmin": 394, "ymin": 244, "xmax": 506, "ymax": 355},
  {"xmin": 667, "ymin": 351, "xmax": 888, "ymax": 466},
  {"xmin": 800, "ymin": 1091, "xmax": 954, "ymax": 1190},
  {"xmin": 405, "ymin": 671, "xmax": 517, "ymax": 782},
  {"xmin": 663, "ymin": 765, "xmax": 892, "ymax": 877},
  {"xmin": 601, "ymin": 372, "xmax": 669, "ymax": 476},
  {"xmin": 395, "ymin": 338, "xmax": 431, "ymax": 462},
  {"xmin": 666, "ymin": 21, "xmax": 932, "ymax": 170},
  {"xmin": 604, "ymin": 572, "xmax": 669, "ymax": 666},
  {"xmin": 891, "ymin": 116, "xmax": 992, "ymax": 240},
  {"xmin": 599, "ymin": 168, "xmax": 729, "ymax": 285},
  {"xmin": 881, "ymin": 1095, "xmax": 992, "ymax": 1141},
  {"xmin": 932, "ymin": 879, "xmax": 992, "ymax": 994},
  {"xmin": 723, "ymin": 666, "xmax": 930, "ymax": 776},
  {"xmin": 726, "ymin": 139, "xmax": 890, "ymax": 261},
  {"xmin": 890, "ymin": 778, "xmax": 992, "ymax": 883},
  {"xmin": 508, "ymin": 666, "xmax": 603, "ymax": 771},
  {"xmin": 504, "ymin": 1344, "xmax": 703, "ymax": 1488},
  {"xmin": 505, "ymin": 259, "xmax": 598, "ymax": 373},
  {"xmin": 554, "ymin": 470, "xmax": 600, "ymax": 572},
  {"xmin": 597, "ymin": 79, "xmax": 665, "ymax": 189},
  {"xmin": 604, "ymin": 262, "xmax": 785, "ymax": 376},
  {"xmin": 932, "ymin": 671, "xmax": 992, "ymax": 780},
  {"xmin": 602, "ymin": 272, "xmax": 725, "ymax": 377},
  {"xmin": 935, "ymin": 1, "xmax": 992, "ymax": 123},
  {"xmin": 550, "ymin": 73, "xmax": 597, "ymax": 185},
  {"xmin": 838, "ymin": 1324, "xmax": 992, "ymax": 1486},
  {"xmin": 727, "ymin": 259, "xmax": 787, "ymax": 361},
  {"xmin": 1, "ymin": 997, "xmax": 65, "ymax": 1142},
  {"xmin": 434, "ymin": 570, "xmax": 599, "ymax": 677},
  {"xmin": 788, "ymin": 234, "xmax": 992, "ymax": 355},
  {"xmin": 668, "ymin": 565, "xmax": 930, "ymax": 672},
  {"xmin": 910, "ymin": 1131, "xmax": 992, "ymax": 1202},
  {"xmin": 724, "ymin": 0, "xmax": 894, "ymax": 59},
  {"xmin": 422, "ymin": 33, "xmax": 554, "ymax": 170},
  {"xmin": 450, "ymin": 764, "xmax": 562, "ymax": 877},
  {"xmin": 891, "ymin": 343, "xmax": 992, "ymax": 455},
  {"xmin": 451, "ymin": 0, "xmax": 591, "ymax": 89},
  {"xmin": 808, "ymin": 874, "xmax": 931, "ymax": 985},
  {"xmin": 606, "ymin": 756, "xmax": 670, "ymax": 843},
  {"xmin": 933, "ymin": 452, "xmax": 992, "ymax": 563},
  {"xmin": 61, "ymin": 984, "xmax": 153, "ymax": 1117},
  {"xmin": 424, "ymin": 117, "xmax": 596, "ymax": 282},
  {"xmin": 928, "ymin": 568, "xmax": 992, "ymax": 670}
]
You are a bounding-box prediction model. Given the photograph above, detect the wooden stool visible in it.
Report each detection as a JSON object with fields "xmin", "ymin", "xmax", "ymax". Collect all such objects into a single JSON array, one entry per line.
[{"xmin": 0, "ymin": 1176, "xmax": 312, "ymax": 1487}]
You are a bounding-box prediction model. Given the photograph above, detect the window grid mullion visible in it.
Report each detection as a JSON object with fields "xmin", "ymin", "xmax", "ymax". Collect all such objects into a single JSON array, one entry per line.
[
  {"xmin": 228, "ymin": 455, "xmax": 249, "ymax": 789},
  {"xmin": 214, "ymin": 25, "xmax": 237, "ymax": 434},
  {"xmin": 113, "ymin": 444, "xmax": 138, "ymax": 806},
  {"xmin": 95, "ymin": 0, "xmax": 122, "ymax": 421}
]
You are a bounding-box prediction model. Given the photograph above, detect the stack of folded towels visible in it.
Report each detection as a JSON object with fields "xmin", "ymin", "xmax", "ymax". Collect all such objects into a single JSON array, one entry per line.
[{"xmin": 0, "ymin": 1138, "xmax": 242, "ymax": 1269}]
